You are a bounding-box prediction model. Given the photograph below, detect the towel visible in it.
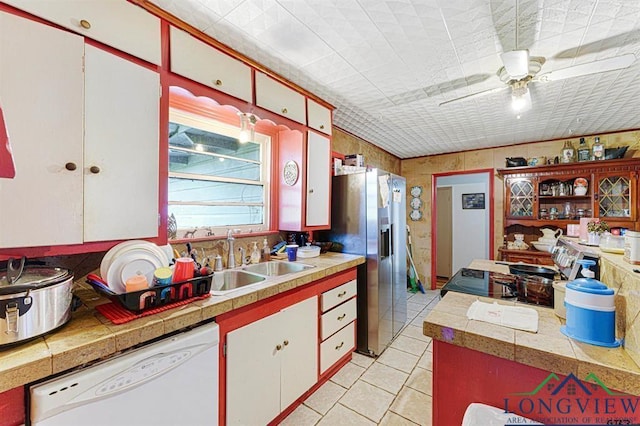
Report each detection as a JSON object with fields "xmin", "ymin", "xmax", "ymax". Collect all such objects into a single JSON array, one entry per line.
[{"xmin": 466, "ymin": 300, "xmax": 539, "ymax": 332}]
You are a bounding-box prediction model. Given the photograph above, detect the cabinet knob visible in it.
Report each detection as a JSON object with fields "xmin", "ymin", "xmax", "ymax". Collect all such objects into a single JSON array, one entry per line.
[
  {"xmin": 309, "ymin": 188, "xmax": 314, "ymax": 194},
  {"xmin": 337, "ymin": 291, "xmax": 347, "ymax": 298},
  {"xmin": 65, "ymin": 162, "xmax": 77, "ymax": 171},
  {"xmin": 335, "ymin": 341, "xmax": 344, "ymax": 350},
  {"xmin": 320, "ymin": 124, "xmax": 325, "ymax": 129},
  {"xmin": 89, "ymin": 166, "xmax": 100, "ymax": 174},
  {"xmin": 337, "ymin": 313, "xmax": 346, "ymax": 321},
  {"xmin": 276, "ymin": 344, "xmax": 282, "ymax": 351},
  {"xmin": 214, "ymin": 79, "xmax": 222, "ymax": 86},
  {"xmin": 283, "ymin": 340, "xmax": 289, "ymax": 346},
  {"xmin": 79, "ymin": 19, "xmax": 91, "ymax": 30},
  {"xmin": 281, "ymin": 108, "xmax": 288, "ymax": 114}
]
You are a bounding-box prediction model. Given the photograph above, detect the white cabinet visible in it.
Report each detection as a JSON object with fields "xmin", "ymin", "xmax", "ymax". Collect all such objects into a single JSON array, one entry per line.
[
  {"xmin": 306, "ymin": 131, "xmax": 331, "ymax": 227},
  {"xmin": 83, "ymin": 45, "xmax": 159, "ymax": 242},
  {"xmin": 256, "ymin": 72, "xmax": 306, "ymax": 124},
  {"xmin": 169, "ymin": 26, "xmax": 252, "ymax": 102},
  {"xmin": 307, "ymin": 98, "xmax": 332, "ymax": 135},
  {"xmin": 226, "ymin": 296, "xmax": 318, "ymax": 425},
  {"xmin": 2, "ymin": 0, "xmax": 161, "ymax": 65},
  {"xmin": 319, "ymin": 280, "xmax": 357, "ymax": 374},
  {"xmin": 0, "ymin": 12, "xmax": 159, "ymax": 248}
]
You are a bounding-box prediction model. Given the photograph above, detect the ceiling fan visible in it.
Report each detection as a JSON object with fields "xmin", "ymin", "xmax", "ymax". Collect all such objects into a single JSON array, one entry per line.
[{"xmin": 439, "ymin": 49, "xmax": 636, "ymax": 112}]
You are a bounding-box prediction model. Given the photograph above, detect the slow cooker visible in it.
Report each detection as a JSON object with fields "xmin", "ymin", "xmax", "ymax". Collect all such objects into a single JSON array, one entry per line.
[{"xmin": 0, "ymin": 260, "xmax": 74, "ymax": 347}]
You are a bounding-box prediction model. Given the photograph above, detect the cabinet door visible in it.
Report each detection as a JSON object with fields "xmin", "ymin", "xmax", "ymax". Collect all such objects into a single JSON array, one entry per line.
[
  {"xmin": 307, "ymin": 98, "xmax": 332, "ymax": 135},
  {"xmin": 278, "ymin": 129, "xmax": 304, "ymax": 231},
  {"xmin": 2, "ymin": 0, "xmax": 161, "ymax": 65},
  {"xmin": 83, "ymin": 45, "xmax": 159, "ymax": 242},
  {"xmin": 256, "ymin": 72, "xmax": 306, "ymax": 124},
  {"xmin": 226, "ymin": 312, "xmax": 282, "ymax": 426},
  {"xmin": 505, "ymin": 177, "xmax": 537, "ymax": 219},
  {"xmin": 595, "ymin": 172, "xmax": 635, "ymax": 222},
  {"xmin": 305, "ymin": 132, "xmax": 331, "ymax": 227},
  {"xmin": 0, "ymin": 12, "xmax": 84, "ymax": 248},
  {"xmin": 170, "ymin": 26, "xmax": 252, "ymax": 102},
  {"xmin": 280, "ymin": 296, "xmax": 318, "ymax": 410}
]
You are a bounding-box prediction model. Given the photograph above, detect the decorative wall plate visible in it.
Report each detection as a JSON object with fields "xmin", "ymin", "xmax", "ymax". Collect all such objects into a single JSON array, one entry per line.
[
  {"xmin": 410, "ymin": 209, "xmax": 422, "ymax": 221},
  {"xmin": 283, "ymin": 160, "xmax": 299, "ymax": 186},
  {"xmin": 410, "ymin": 197, "xmax": 423, "ymax": 209},
  {"xmin": 410, "ymin": 186, "xmax": 422, "ymax": 197}
]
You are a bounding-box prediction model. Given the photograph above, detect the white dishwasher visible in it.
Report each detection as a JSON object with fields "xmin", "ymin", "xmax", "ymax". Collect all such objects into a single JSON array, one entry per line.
[{"xmin": 29, "ymin": 322, "xmax": 219, "ymax": 426}]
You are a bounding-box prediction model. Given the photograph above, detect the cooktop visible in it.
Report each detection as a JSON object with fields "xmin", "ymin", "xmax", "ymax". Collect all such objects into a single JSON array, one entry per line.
[{"xmin": 440, "ymin": 268, "xmax": 518, "ymax": 300}]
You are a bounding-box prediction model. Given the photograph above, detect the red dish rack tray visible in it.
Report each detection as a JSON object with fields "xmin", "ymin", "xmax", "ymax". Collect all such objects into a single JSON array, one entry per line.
[{"xmin": 87, "ymin": 273, "xmax": 213, "ymax": 313}]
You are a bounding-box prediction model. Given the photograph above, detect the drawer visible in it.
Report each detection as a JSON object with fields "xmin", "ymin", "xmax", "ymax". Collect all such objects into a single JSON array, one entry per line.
[
  {"xmin": 255, "ymin": 72, "xmax": 306, "ymax": 124},
  {"xmin": 170, "ymin": 26, "xmax": 252, "ymax": 102},
  {"xmin": 320, "ymin": 321, "xmax": 355, "ymax": 374},
  {"xmin": 3, "ymin": 0, "xmax": 161, "ymax": 65},
  {"xmin": 321, "ymin": 298, "xmax": 357, "ymax": 341},
  {"xmin": 321, "ymin": 279, "xmax": 357, "ymax": 312}
]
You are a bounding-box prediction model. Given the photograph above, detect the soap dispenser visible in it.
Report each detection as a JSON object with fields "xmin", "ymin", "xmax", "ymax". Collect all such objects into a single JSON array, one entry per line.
[
  {"xmin": 250, "ymin": 241, "xmax": 261, "ymax": 264},
  {"xmin": 262, "ymin": 238, "xmax": 271, "ymax": 262},
  {"xmin": 561, "ymin": 260, "xmax": 620, "ymax": 347}
]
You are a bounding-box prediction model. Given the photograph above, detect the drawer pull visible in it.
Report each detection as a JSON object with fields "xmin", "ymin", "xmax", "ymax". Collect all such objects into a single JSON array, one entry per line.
[
  {"xmin": 337, "ymin": 313, "xmax": 346, "ymax": 321},
  {"xmin": 214, "ymin": 79, "xmax": 222, "ymax": 86},
  {"xmin": 335, "ymin": 341, "xmax": 344, "ymax": 350},
  {"xmin": 79, "ymin": 19, "xmax": 91, "ymax": 30},
  {"xmin": 281, "ymin": 107, "xmax": 288, "ymax": 114},
  {"xmin": 276, "ymin": 344, "xmax": 282, "ymax": 351},
  {"xmin": 337, "ymin": 291, "xmax": 347, "ymax": 298},
  {"xmin": 283, "ymin": 340, "xmax": 289, "ymax": 346}
]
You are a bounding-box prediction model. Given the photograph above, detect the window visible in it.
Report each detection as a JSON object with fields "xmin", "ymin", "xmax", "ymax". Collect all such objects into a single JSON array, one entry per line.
[{"xmin": 168, "ymin": 108, "xmax": 271, "ymax": 239}]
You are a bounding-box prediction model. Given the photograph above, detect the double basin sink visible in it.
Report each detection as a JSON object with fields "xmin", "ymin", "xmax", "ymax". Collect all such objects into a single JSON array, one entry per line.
[{"xmin": 210, "ymin": 261, "xmax": 315, "ymax": 295}]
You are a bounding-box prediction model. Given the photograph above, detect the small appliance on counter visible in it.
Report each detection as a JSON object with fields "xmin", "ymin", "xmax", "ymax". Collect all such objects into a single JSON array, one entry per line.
[
  {"xmin": 551, "ymin": 237, "xmax": 600, "ymax": 281},
  {"xmin": 561, "ymin": 260, "xmax": 620, "ymax": 347},
  {"xmin": 0, "ymin": 258, "xmax": 75, "ymax": 346}
]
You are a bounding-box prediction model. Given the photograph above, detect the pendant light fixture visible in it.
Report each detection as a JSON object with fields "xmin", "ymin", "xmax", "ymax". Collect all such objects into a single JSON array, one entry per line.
[{"xmin": 238, "ymin": 112, "xmax": 256, "ymax": 143}]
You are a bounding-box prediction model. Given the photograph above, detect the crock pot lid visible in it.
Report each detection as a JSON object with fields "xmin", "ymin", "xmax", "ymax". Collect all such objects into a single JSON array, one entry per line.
[
  {"xmin": 0, "ymin": 266, "xmax": 71, "ymax": 290},
  {"xmin": 566, "ymin": 277, "xmax": 614, "ymax": 295}
]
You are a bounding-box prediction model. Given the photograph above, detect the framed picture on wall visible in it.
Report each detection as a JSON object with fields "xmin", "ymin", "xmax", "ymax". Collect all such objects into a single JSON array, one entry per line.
[{"xmin": 462, "ymin": 193, "xmax": 485, "ymax": 209}]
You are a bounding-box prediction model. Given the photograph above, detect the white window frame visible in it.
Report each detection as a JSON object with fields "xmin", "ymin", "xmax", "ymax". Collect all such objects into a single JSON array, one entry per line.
[{"xmin": 168, "ymin": 107, "xmax": 271, "ymax": 239}]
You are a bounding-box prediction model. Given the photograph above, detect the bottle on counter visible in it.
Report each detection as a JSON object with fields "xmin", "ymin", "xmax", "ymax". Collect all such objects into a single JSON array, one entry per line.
[
  {"xmin": 262, "ymin": 238, "xmax": 271, "ymax": 262},
  {"xmin": 250, "ymin": 241, "xmax": 261, "ymax": 264},
  {"xmin": 577, "ymin": 137, "xmax": 591, "ymax": 162},
  {"xmin": 593, "ymin": 137, "xmax": 605, "ymax": 160}
]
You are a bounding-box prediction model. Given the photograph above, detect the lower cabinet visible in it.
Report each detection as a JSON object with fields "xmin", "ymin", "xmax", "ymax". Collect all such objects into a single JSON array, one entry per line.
[
  {"xmin": 320, "ymin": 280, "xmax": 357, "ymax": 374},
  {"xmin": 226, "ymin": 296, "xmax": 318, "ymax": 425}
]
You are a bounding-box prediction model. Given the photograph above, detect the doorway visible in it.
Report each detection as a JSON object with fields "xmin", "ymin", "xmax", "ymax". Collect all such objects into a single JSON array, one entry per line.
[{"xmin": 431, "ymin": 169, "xmax": 495, "ymax": 290}]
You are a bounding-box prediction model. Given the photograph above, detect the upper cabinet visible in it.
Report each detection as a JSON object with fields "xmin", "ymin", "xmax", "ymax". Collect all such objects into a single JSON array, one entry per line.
[
  {"xmin": 169, "ymin": 26, "xmax": 253, "ymax": 103},
  {"xmin": 255, "ymin": 72, "xmax": 306, "ymax": 125},
  {"xmin": 498, "ymin": 159, "xmax": 640, "ymax": 232},
  {"xmin": 306, "ymin": 132, "xmax": 331, "ymax": 227},
  {"xmin": 0, "ymin": 12, "xmax": 159, "ymax": 249},
  {"xmin": 2, "ymin": 0, "xmax": 161, "ymax": 65},
  {"xmin": 307, "ymin": 99, "xmax": 332, "ymax": 135}
]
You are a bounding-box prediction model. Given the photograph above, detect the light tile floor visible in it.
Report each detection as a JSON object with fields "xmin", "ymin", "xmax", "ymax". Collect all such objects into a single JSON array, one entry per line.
[{"xmin": 282, "ymin": 289, "xmax": 441, "ymax": 426}]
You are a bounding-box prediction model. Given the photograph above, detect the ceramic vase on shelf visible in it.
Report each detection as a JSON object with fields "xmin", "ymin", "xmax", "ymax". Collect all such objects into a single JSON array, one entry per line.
[{"xmin": 588, "ymin": 232, "xmax": 601, "ymax": 246}]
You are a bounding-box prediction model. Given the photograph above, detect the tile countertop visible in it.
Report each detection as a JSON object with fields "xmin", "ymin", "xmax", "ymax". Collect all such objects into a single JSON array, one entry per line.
[
  {"xmin": 0, "ymin": 253, "xmax": 365, "ymax": 393},
  {"xmin": 424, "ymin": 255, "xmax": 640, "ymax": 396}
]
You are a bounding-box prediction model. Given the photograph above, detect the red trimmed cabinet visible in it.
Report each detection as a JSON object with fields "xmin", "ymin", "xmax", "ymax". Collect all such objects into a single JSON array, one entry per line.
[{"xmin": 216, "ymin": 268, "xmax": 357, "ymax": 425}]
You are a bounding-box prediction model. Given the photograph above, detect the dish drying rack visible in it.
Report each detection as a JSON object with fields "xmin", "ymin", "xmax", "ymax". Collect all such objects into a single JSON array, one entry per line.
[{"xmin": 87, "ymin": 273, "xmax": 213, "ymax": 313}]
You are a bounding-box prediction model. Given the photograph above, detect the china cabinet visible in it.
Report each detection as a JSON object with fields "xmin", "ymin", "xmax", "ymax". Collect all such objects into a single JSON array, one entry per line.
[{"xmin": 498, "ymin": 159, "xmax": 640, "ymax": 262}]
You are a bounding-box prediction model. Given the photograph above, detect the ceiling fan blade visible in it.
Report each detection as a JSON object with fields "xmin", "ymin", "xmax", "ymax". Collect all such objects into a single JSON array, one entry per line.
[
  {"xmin": 535, "ymin": 54, "xmax": 636, "ymax": 82},
  {"xmin": 501, "ymin": 50, "xmax": 530, "ymax": 79},
  {"xmin": 439, "ymin": 86, "xmax": 509, "ymax": 106}
]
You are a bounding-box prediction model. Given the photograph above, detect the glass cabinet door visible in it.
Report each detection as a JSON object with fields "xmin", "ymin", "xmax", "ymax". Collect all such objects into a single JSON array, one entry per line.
[
  {"xmin": 596, "ymin": 173, "xmax": 633, "ymax": 220},
  {"xmin": 506, "ymin": 177, "xmax": 536, "ymax": 218}
]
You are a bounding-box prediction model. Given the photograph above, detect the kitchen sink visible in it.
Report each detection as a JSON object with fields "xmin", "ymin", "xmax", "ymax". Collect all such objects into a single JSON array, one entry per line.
[
  {"xmin": 210, "ymin": 270, "xmax": 266, "ymax": 295},
  {"xmin": 241, "ymin": 261, "xmax": 315, "ymax": 276}
]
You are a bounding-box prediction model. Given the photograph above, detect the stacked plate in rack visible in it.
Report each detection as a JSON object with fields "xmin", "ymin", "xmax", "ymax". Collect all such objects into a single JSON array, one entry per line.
[{"xmin": 100, "ymin": 240, "xmax": 170, "ymax": 294}]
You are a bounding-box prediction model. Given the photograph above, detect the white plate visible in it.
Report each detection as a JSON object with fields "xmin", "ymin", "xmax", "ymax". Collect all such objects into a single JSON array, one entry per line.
[
  {"xmin": 107, "ymin": 251, "xmax": 163, "ymax": 294},
  {"xmin": 100, "ymin": 240, "xmax": 169, "ymax": 280}
]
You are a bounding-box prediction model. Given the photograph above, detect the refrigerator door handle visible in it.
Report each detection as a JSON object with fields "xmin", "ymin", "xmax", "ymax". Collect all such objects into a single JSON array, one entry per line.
[
  {"xmin": 380, "ymin": 228, "xmax": 390, "ymax": 259},
  {"xmin": 390, "ymin": 224, "xmax": 394, "ymax": 256}
]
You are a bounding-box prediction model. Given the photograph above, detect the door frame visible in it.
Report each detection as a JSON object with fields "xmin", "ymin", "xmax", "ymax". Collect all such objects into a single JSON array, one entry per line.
[{"xmin": 430, "ymin": 169, "xmax": 495, "ymax": 290}]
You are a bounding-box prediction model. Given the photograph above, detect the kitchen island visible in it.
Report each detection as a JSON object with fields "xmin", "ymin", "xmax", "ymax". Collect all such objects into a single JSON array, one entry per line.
[
  {"xmin": 424, "ymin": 254, "xmax": 640, "ymax": 425},
  {"xmin": 0, "ymin": 252, "xmax": 364, "ymax": 425}
]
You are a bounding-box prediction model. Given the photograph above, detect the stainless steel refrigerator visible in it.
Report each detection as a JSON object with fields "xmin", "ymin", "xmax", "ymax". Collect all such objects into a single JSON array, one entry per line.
[{"xmin": 327, "ymin": 169, "xmax": 407, "ymax": 356}]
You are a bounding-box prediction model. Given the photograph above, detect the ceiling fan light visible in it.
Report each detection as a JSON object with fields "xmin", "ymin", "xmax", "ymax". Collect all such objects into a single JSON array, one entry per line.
[
  {"xmin": 511, "ymin": 90, "xmax": 532, "ymax": 113},
  {"xmin": 501, "ymin": 50, "xmax": 530, "ymax": 80}
]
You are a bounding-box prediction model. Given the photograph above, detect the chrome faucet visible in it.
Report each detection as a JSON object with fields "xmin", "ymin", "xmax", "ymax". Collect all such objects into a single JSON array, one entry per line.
[{"xmin": 227, "ymin": 229, "xmax": 237, "ymax": 269}]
